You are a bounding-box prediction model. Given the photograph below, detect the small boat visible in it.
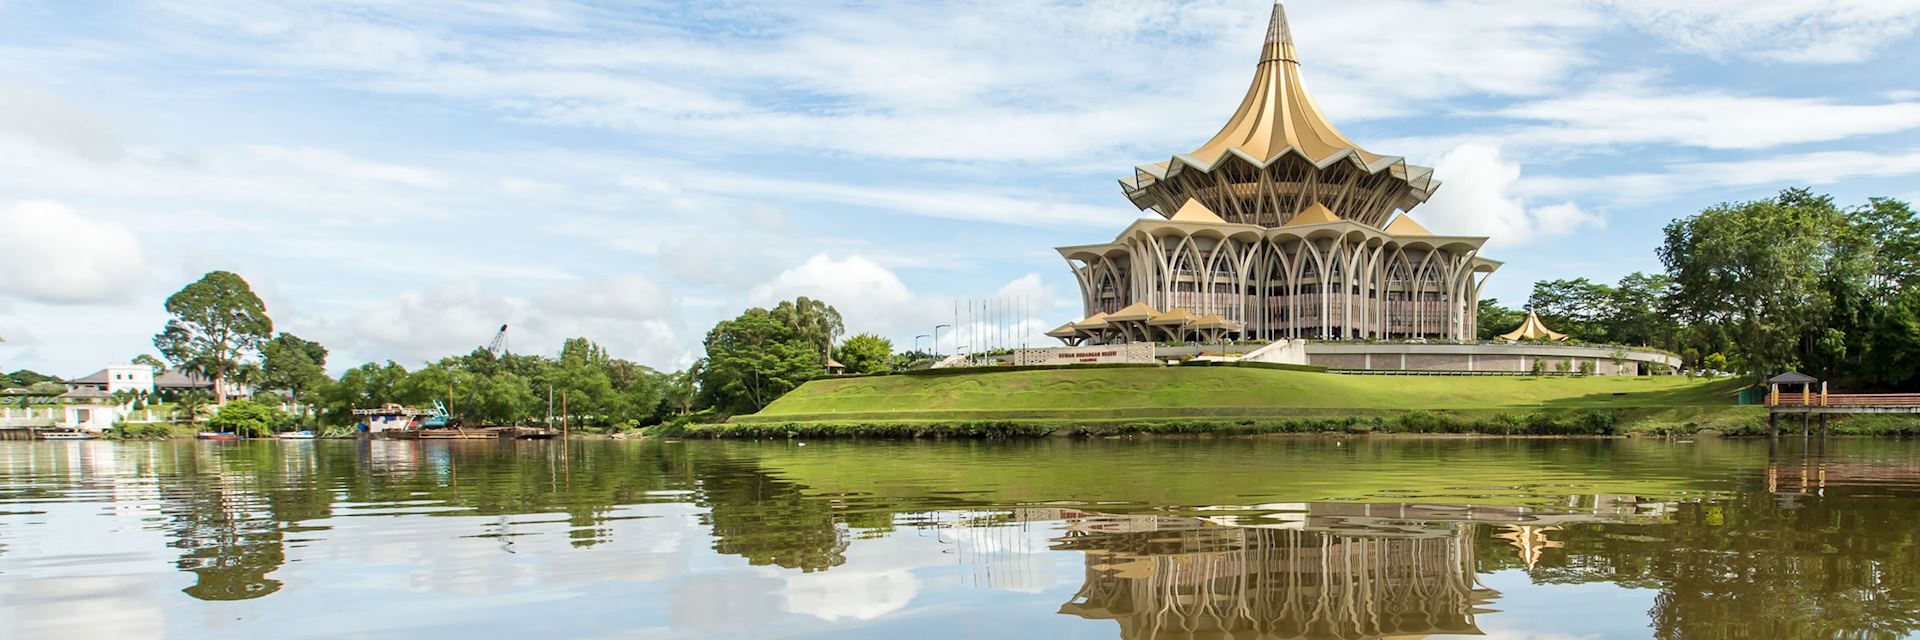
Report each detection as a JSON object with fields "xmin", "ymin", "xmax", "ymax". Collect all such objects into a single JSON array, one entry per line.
[
  {"xmin": 276, "ymin": 430, "xmax": 316, "ymax": 440},
  {"xmin": 197, "ymin": 432, "xmax": 239, "ymax": 441},
  {"xmin": 38, "ymin": 431, "xmax": 94, "ymax": 441}
]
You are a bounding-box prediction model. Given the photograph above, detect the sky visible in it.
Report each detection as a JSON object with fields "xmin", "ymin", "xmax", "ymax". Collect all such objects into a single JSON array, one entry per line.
[{"xmin": 3, "ymin": 0, "xmax": 1920, "ymax": 377}]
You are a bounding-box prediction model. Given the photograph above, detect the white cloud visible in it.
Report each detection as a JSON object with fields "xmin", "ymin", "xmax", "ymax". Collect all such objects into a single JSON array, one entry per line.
[
  {"xmin": 0, "ymin": 85, "xmax": 124, "ymax": 162},
  {"xmin": 344, "ymin": 276, "xmax": 683, "ymax": 369},
  {"xmin": 746, "ymin": 254, "xmax": 1061, "ymax": 352},
  {"xmin": 1598, "ymin": 0, "xmax": 1920, "ymax": 63},
  {"xmin": 748, "ymin": 255, "xmax": 914, "ymax": 332},
  {"xmin": 0, "ymin": 201, "xmax": 146, "ymax": 304},
  {"xmin": 117, "ymin": 0, "xmax": 1611, "ymax": 165},
  {"xmin": 1490, "ymin": 76, "xmax": 1920, "ymax": 151},
  {"xmin": 780, "ymin": 569, "xmax": 919, "ymax": 622},
  {"xmin": 1522, "ymin": 147, "xmax": 1920, "ymax": 205},
  {"xmin": 1415, "ymin": 144, "xmax": 1602, "ymax": 248}
]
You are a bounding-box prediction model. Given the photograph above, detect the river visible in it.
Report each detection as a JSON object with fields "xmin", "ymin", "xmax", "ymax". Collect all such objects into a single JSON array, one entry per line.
[{"xmin": 1, "ymin": 437, "xmax": 1916, "ymax": 639}]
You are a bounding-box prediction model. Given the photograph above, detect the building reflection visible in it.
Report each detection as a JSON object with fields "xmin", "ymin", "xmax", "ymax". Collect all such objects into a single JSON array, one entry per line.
[{"xmin": 1041, "ymin": 510, "xmax": 1492, "ymax": 639}]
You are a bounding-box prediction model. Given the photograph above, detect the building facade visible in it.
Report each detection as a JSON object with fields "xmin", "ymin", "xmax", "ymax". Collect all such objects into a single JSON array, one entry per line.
[{"xmin": 1053, "ymin": 2, "xmax": 1499, "ymax": 345}]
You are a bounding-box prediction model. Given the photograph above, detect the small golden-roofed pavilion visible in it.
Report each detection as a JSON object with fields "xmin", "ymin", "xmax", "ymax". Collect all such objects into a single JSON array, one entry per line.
[{"xmin": 1498, "ymin": 311, "xmax": 1569, "ymax": 342}]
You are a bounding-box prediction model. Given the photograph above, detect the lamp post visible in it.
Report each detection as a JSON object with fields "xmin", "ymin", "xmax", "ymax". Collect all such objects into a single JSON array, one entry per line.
[
  {"xmin": 933, "ymin": 324, "xmax": 951, "ymax": 357},
  {"xmin": 914, "ymin": 334, "xmax": 930, "ymax": 355}
]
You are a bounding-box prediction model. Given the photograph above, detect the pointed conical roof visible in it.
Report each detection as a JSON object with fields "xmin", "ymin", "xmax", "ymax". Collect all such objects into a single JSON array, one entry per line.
[
  {"xmin": 1121, "ymin": 2, "xmax": 1443, "ymax": 228},
  {"xmin": 1281, "ymin": 202, "xmax": 1340, "ymax": 227},
  {"xmin": 1498, "ymin": 311, "xmax": 1568, "ymax": 341},
  {"xmin": 1074, "ymin": 312, "xmax": 1111, "ymax": 330},
  {"xmin": 1168, "ymin": 198, "xmax": 1229, "ymax": 224},
  {"xmin": 1188, "ymin": 2, "xmax": 1383, "ymax": 168},
  {"xmin": 1105, "ymin": 302, "xmax": 1160, "ymax": 322},
  {"xmin": 1384, "ymin": 214, "xmax": 1433, "ymax": 236},
  {"xmin": 1148, "ymin": 307, "xmax": 1201, "ymax": 326},
  {"xmin": 1045, "ymin": 322, "xmax": 1082, "ymax": 338}
]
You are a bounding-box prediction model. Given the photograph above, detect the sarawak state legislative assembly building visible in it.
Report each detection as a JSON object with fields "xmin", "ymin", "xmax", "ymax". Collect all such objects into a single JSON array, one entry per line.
[{"xmin": 1049, "ymin": 2, "xmax": 1499, "ymax": 347}]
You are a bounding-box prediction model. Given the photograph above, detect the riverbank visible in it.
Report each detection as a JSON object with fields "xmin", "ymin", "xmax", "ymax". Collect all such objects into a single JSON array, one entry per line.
[{"xmin": 687, "ymin": 367, "xmax": 1827, "ymax": 438}]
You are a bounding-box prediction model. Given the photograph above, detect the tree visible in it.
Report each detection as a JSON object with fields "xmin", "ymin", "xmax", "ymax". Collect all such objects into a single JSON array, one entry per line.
[
  {"xmin": 836, "ymin": 334, "xmax": 893, "ymax": 374},
  {"xmin": 1528, "ymin": 278, "xmax": 1613, "ymax": 341},
  {"xmin": 262, "ymin": 333, "xmax": 328, "ymax": 398},
  {"xmin": 132, "ymin": 354, "xmax": 167, "ymax": 370},
  {"xmin": 154, "ymin": 271, "xmax": 273, "ymax": 403},
  {"xmin": 700, "ymin": 308, "xmax": 821, "ymax": 413},
  {"xmin": 770, "ymin": 297, "xmax": 844, "ymax": 365},
  {"xmin": 1477, "ymin": 299, "xmax": 1525, "ymax": 341},
  {"xmin": 1660, "ymin": 189, "xmax": 1845, "ymax": 376},
  {"xmin": 662, "ymin": 362, "xmax": 702, "ymax": 417},
  {"xmin": 207, "ymin": 399, "xmax": 280, "ymax": 436}
]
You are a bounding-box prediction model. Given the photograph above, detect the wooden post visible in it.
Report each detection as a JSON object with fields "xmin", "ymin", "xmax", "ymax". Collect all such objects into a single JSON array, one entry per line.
[
  {"xmin": 1819, "ymin": 413, "xmax": 1829, "ymax": 439},
  {"xmin": 1769, "ymin": 383, "xmax": 1779, "ymax": 406},
  {"xmin": 1769, "ymin": 411, "xmax": 1779, "ymax": 439},
  {"xmin": 1802, "ymin": 383, "xmax": 1810, "ymax": 406},
  {"xmin": 1802, "ymin": 410, "xmax": 1811, "ymax": 439},
  {"xmin": 561, "ymin": 391, "xmax": 569, "ymax": 440},
  {"xmin": 1821, "ymin": 381, "xmax": 1829, "ymax": 406}
]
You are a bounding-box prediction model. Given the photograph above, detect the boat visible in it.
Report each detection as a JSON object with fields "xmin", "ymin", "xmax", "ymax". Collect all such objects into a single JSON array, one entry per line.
[
  {"xmin": 197, "ymin": 432, "xmax": 239, "ymax": 441},
  {"xmin": 38, "ymin": 431, "xmax": 94, "ymax": 440},
  {"xmin": 276, "ymin": 430, "xmax": 316, "ymax": 440}
]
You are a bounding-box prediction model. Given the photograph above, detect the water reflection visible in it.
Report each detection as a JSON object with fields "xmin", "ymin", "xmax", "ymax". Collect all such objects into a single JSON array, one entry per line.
[
  {"xmin": 1056, "ymin": 514, "xmax": 1494, "ymax": 639},
  {"xmin": 0, "ymin": 438, "xmax": 1917, "ymax": 639}
]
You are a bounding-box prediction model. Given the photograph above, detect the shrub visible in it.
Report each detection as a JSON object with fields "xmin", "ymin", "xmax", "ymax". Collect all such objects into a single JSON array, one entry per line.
[
  {"xmin": 207, "ymin": 400, "xmax": 282, "ymax": 437},
  {"xmin": 108, "ymin": 423, "xmax": 174, "ymax": 440}
]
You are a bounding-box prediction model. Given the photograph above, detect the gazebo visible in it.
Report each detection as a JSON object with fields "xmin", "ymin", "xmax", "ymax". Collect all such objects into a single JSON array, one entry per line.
[
  {"xmin": 1497, "ymin": 311, "xmax": 1568, "ymax": 342},
  {"xmin": 1766, "ymin": 371, "xmax": 1823, "ymax": 407}
]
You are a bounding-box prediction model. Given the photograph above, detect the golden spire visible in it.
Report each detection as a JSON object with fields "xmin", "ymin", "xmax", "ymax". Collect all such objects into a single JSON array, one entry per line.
[{"xmin": 1188, "ymin": 1, "xmax": 1383, "ymax": 167}]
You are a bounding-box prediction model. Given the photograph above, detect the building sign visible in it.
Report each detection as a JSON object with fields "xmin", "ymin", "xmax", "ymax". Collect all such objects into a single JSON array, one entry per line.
[{"xmin": 1015, "ymin": 343, "xmax": 1155, "ymax": 365}]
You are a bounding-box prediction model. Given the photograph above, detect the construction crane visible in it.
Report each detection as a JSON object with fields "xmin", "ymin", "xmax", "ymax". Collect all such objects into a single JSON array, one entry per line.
[{"xmin": 486, "ymin": 324, "xmax": 509, "ymax": 357}]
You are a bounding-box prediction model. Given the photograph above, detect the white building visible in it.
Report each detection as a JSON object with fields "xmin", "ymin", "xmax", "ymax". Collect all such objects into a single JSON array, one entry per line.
[
  {"xmin": 61, "ymin": 403, "xmax": 126, "ymax": 432},
  {"xmin": 62, "ymin": 365, "xmax": 156, "ymax": 396}
]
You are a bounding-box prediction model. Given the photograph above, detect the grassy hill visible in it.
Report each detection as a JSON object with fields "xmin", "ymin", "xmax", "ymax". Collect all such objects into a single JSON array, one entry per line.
[{"xmin": 725, "ymin": 367, "xmax": 1758, "ymax": 434}]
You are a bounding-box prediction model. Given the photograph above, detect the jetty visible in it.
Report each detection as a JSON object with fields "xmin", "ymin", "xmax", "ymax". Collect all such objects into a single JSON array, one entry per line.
[{"xmin": 1765, "ymin": 371, "xmax": 1920, "ymax": 437}]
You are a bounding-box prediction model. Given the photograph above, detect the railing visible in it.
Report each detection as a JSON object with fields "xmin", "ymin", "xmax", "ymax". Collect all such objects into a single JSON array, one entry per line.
[{"xmin": 1771, "ymin": 393, "xmax": 1920, "ymax": 408}]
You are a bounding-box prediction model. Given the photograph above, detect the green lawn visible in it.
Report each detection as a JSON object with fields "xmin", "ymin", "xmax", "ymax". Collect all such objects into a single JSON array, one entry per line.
[{"xmin": 739, "ymin": 367, "xmax": 1751, "ymax": 425}]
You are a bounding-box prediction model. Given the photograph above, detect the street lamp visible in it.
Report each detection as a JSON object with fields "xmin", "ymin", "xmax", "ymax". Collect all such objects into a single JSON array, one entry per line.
[
  {"xmin": 913, "ymin": 334, "xmax": 930, "ymax": 354},
  {"xmin": 933, "ymin": 324, "xmax": 951, "ymax": 357}
]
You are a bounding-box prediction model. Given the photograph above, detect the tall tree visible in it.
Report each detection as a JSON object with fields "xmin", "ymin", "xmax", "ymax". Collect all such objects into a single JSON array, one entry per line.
[
  {"xmin": 154, "ymin": 271, "xmax": 273, "ymax": 403},
  {"xmin": 771, "ymin": 297, "xmax": 844, "ymax": 364},
  {"xmin": 262, "ymin": 333, "xmax": 329, "ymax": 408},
  {"xmin": 131, "ymin": 354, "xmax": 167, "ymax": 370},
  {"xmin": 700, "ymin": 308, "xmax": 820, "ymax": 413},
  {"xmin": 1659, "ymin": 189, "xmax": 1846, "ymax": 376}
]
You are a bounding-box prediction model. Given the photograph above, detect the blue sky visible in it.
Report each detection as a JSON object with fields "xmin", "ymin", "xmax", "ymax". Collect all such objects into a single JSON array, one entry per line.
[{"xmin": 3, "ymin": 0, "xmax": 1920, "ymax": 376}]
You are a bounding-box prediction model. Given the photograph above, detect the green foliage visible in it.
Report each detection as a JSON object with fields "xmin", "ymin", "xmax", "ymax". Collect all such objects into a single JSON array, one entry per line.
[
  {"xmin": 1702, "ymin": 353, "xmax": 1728, "ymax": 376},
  {"xmin": 154, "ymin": 271, "xmax": 273, "ymax": 398},
  {"xmin": 770, "ymin": 296, "xmax": 843, "ymax": 364},
  {"xmin": 1659, "ymin": 189, "xmax": 1847, "ymax": 376},
  {"xmin": 1477, "ymin": 299, "xmax": 1526, "ymax": 341},
  {"xmin": 108, "ymin": 423, "xmax": 175, "ymax": 440},
  {"xmin": 207, "ymin": 399, "xmax": 281, "ymax": 436},
  {"xmin": 701, "ymin": 305, "xmax": 829, "ymax": 413},
  {"xmin": 836, "ymin": 333, "xmax": 893, "ymax": 374},
  {"xmin": 131, "ymin": 354, "xmax": 167, "ymax": 370},
  {"xmin": 261, "ymin": 333, "xmax": 328, "ymax": 400},
  {"xmin": 3, "ymin": 369, "xmax": 60, "ymax": 388}
]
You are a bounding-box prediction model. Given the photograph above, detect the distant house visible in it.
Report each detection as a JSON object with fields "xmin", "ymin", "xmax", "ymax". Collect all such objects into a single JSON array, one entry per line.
[
  {"xmin": 153, "ymin": 370, "xmax": 252, "ymax": 400},
  {"xmin": 63, "ymin": 365, "xmax": 156, "ymax": 396}
]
